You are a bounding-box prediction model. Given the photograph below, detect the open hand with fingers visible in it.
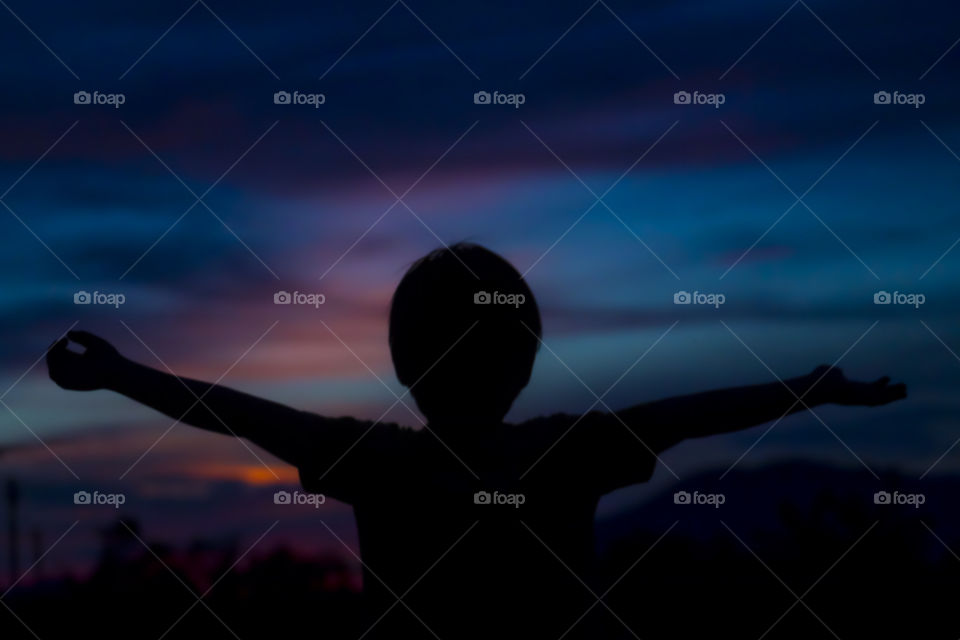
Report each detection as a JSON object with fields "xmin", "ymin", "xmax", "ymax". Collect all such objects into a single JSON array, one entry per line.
[
  {"xmin": 806, "ymin": 364, "xmax": 907, "ymax": 407},
  {"xmin": 47, "ymin": 331, "xmax": 124, "ymax": 391}
]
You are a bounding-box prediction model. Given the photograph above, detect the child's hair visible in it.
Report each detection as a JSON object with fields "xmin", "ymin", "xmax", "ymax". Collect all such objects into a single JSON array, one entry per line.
[{"xmin": 389, "ymin": 243, "xmax": 541, "ymax": 421}]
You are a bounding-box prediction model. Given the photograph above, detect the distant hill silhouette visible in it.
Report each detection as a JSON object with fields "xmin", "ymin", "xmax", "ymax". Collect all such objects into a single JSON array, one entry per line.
[
  {"xmin": 600, "ymin": 460, "xmax": 954, "ymax": 545},
  {"xmin": 595, "ymin": 461, "xmax": 957, "ymax": 639}
]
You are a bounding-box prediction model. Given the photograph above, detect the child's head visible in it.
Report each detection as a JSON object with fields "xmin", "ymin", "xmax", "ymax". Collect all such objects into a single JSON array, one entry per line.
[{"xmin": 389, "ymin": 243, "xmax": 541, "ymax": 425}]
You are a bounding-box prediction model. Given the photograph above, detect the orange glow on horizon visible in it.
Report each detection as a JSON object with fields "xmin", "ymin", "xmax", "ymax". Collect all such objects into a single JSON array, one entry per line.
[{"xmin": 184, "ymin": 462, "xmax": 300, "ymax": 486}]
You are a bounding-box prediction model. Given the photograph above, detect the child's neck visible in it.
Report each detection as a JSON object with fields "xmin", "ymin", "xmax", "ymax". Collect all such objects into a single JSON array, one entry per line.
[{"xmin": 428, "ymin": 414, "xmax": 503, "ymax": 431}]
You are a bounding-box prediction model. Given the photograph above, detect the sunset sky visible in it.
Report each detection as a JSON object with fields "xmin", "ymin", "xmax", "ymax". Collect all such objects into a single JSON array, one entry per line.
[{"xmin": 1, "ymin": 0, "xmax": 959, "ymax": 578}]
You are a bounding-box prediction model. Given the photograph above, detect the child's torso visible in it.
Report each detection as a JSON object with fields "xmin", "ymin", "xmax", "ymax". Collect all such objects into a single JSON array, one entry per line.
[{"xmin": 349, "ymin": 425, "xmax": 605, "ymax": 639}]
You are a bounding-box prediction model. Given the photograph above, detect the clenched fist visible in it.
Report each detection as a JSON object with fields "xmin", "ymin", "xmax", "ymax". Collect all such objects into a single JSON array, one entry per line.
[{"xmin": 47, "ymin": 331, "xmax": 124, "ymax": 391}]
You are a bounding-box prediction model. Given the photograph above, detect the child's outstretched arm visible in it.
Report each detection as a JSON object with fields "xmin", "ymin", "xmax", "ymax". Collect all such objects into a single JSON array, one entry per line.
[
  {"xmin": 619, "ymin": 365, "xmax": 906, "ymax": 454},
  {"xmin": 46, "ymin": 330, "xmax": 339, "ymax": 468}
]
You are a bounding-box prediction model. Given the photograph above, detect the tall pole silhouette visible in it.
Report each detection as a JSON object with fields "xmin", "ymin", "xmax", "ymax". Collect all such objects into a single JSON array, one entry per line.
[{"xmin": 6, "ymin": 478, "xmax": 19, "ymax": 587}]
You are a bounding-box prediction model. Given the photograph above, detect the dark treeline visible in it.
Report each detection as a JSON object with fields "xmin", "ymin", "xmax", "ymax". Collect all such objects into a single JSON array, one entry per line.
[{"xmin": 3, "ymin": 464, "xmax": 957, "ymax": 639}]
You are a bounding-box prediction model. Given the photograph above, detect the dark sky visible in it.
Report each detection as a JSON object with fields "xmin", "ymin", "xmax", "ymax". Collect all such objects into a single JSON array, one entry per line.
[{"xmin": 1, "ymin": 0, "xmax": 959, "ymax": 574}]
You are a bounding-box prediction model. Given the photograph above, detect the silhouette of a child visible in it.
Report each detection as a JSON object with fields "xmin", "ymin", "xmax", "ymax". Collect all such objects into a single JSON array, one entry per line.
[{"xmin": 48, "ymin": 243, "xmax": 906, "ymax": 638}]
